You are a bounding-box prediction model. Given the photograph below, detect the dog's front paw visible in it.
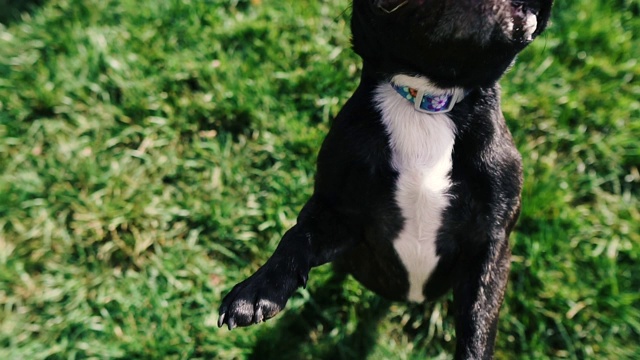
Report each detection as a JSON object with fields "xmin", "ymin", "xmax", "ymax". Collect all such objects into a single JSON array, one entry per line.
[{"xmin": 218, "ymin": 266, "xmax": 307, "ymax": 330}]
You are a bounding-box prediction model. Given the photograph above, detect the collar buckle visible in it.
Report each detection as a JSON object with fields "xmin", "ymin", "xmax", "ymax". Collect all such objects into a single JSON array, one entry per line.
[{"xmin": 413, "ymin": 89, "xmax": 459, "ymax": 114}]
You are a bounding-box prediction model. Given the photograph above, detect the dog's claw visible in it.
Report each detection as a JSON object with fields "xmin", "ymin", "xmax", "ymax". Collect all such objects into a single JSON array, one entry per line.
[
  {"xmin": 253, "ymin": 306, "xmax": 264, "ymax": 324},
  {"xmin": 217, "ymin": 312, "xmax": 226, "ymax": 328},
  {"xmin": 227, "ymin": 317, "xmax": 236, "ymax": 330}
]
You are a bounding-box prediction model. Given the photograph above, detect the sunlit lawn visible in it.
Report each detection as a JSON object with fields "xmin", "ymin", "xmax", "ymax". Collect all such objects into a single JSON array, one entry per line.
[{"xmin": 0, "ymin": 0, "xmax": 638, "ymax": 358}]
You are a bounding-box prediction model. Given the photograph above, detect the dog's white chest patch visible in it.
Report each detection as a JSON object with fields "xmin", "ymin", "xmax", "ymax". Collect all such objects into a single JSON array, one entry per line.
[{"xmin": 374, "ymin": 77, "xmax": 457, "ymax": 302}]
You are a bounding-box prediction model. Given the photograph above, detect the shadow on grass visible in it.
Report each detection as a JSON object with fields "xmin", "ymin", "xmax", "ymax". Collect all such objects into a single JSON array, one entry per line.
[
  {"xmin": 0, "ymin": 0, "xmax": 46, "ymax": 25},
  {"xmin": 249, "ymin": 273, "xmax": 391, "ymax": 360}
]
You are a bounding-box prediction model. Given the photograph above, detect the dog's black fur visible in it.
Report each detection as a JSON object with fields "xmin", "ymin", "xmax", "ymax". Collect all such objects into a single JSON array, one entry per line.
[{"xmin": 218, "ymin": 1, "xmax": 553, "ymax": 358}]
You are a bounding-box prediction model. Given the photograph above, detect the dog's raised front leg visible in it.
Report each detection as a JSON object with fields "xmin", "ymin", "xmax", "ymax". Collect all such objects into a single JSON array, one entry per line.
[
  {"xmin": 218, "ymin": 195, "xmax": 354, "ymax": 329},
  {"xmin": 453, "ymin": 233, "xmax": 511, "ymax": 360}
]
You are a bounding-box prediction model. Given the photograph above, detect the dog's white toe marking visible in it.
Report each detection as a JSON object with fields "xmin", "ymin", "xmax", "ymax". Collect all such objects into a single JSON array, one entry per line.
[{"xmin": 375, "ymin": 75, "xmax": 458, "ymax": 302}]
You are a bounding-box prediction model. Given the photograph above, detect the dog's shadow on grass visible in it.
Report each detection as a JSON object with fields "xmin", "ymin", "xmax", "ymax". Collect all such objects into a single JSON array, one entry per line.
[
  {"xmin": 249, "ymin": 273, "xmax": 391, "ymax": 360},
  {"xmin": 0, "ymin": 0, "xmax": 47, "ymax": 25}
]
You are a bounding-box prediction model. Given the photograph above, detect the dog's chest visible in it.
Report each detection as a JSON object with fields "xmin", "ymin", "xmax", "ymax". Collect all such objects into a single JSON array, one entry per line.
[{"xmin": 374, "ymin": 84, "xmax": 457, "ymax": 302}]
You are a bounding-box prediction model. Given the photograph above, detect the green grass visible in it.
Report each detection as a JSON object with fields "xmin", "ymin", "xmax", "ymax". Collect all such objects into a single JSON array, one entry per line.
[{"xmin": 0, "ymin": 0, "xmax": 638, "ymax": 359}]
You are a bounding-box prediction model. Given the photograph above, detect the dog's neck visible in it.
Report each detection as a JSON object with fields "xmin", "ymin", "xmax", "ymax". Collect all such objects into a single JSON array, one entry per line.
[{"xmin": 389, "ymin": 74, "xmax": 468, "ymax": 114}]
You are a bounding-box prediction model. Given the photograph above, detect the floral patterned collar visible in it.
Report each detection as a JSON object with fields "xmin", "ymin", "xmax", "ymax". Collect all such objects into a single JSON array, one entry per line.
[{"xmin": 392, "ymin": 83, "xmax": 466, "ymax": 114}]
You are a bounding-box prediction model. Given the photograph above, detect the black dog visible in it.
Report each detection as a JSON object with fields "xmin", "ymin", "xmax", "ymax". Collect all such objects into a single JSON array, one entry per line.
[{"xmin": 219, "ymin": 0, "xmax": 552, "ymax": 358}]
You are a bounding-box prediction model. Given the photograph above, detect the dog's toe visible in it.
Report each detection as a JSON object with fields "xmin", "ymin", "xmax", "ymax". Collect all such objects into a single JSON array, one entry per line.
[{"xmin": 219, "ymin": 295, "xmax": 256, "ymax": 329}]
